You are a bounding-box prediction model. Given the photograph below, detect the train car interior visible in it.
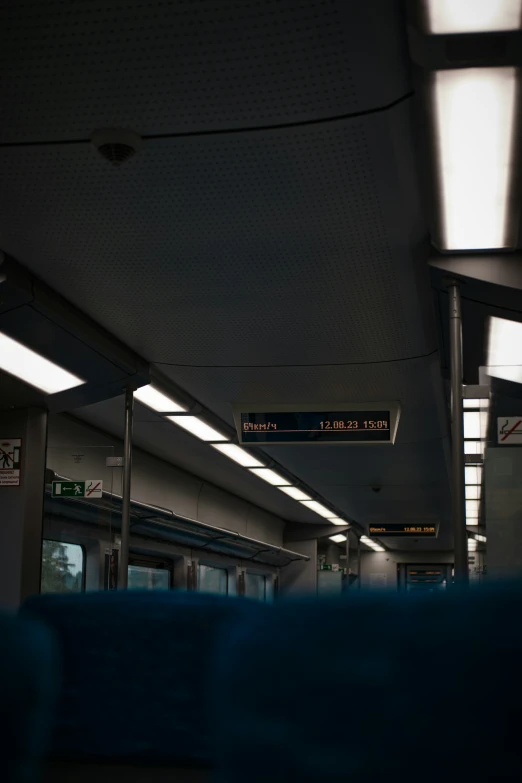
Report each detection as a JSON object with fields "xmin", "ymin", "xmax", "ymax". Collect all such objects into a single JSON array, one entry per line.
[{"xmin": 2, "ymin": 1, "xmax": 522, "ymax": 781}]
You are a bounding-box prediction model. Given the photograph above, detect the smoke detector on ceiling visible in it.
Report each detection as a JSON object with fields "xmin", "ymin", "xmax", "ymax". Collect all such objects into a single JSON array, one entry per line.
[{"xmin": 90, "ymin": 128, "xmax": 143, "ymax": 166}]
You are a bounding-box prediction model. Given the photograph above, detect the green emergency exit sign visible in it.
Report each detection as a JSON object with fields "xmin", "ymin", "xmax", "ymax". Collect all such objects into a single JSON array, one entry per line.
[{"xmin": 52, "ymin": 480, "xmax": 103, "ymax": 498}]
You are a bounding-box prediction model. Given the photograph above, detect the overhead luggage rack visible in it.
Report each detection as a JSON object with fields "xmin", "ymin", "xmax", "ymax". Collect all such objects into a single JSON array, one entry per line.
[{"xmin": 44, "ymin": 472, "xmax": 308, "ymax": 568}]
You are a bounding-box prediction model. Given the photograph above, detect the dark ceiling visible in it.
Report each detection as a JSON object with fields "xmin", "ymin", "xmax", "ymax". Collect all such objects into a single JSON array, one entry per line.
[{"xmin": 0, "ymin": 0, "xmax": 454, "ymax": 549}]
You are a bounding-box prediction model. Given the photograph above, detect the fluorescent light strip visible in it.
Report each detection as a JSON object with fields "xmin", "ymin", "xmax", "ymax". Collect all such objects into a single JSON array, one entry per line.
[
  {"xmin": 466, "ymin": 517, "xmax": 479, "ymax": 526},
  {"xmin": 425, "ymin": 0, "xmax": 522, "ymax": 34},
  {"xmin": 475, "ymin": 534, "xmax": 487, "ymax": 543},
  {"xmin": 465, "ymin": 465, "xmax": 483, "ymax": 485},
  {"xmin": 329, "ymin": 534, "xmax": 347, "ymax": 544},
  {"xmin": 466, "ymin": 500, "xmax": 480, "ymax": 518},
  {"xmin": 465, "ymin": 485, "xmax": 481, "ymax": 500},
  {"xmin": 468, "ymin": 538, "xmax": 478, "ymax": 550},
  {"xmin": 0, "ymin": 330, "xmax": 85, "ymax": 394},
  {"xmin": 134, "ymin": 384, "xmax": 186, "ymax": 413},
  {"xmin": 465, "ymin": 441, "xmax": 483, "ymax": 455},
  {"xmin": 300, "ymin": 500, "xmax": 337, "ymax": 519},
  {"xmin": 166, "ymin": 415, "xmax": 228, "ymax": 442},
  {"xmin": 212, "ymin": 443, "xmax": 264, "ymax": 468},
  {"xmin": 278, "ymin": 486, "xmax": 312, "ymax": 501},
  {"xmin": 464, "ymin": 412, "xmax": 481, "ymax": 440},
  {"xmin": 487, "ymin": 316, "xmax": 522, "ymax": 384},
  {"xmin": 433, "ymin": 67, "xmax": 517, "ymax": 250},
  {"xmin": 249, "ymin": 468, "xmax": 291, "ymax": 486},
  {"xmin": 328, "ymin": 518, "xmax": 348, "ymax": 526},
  {"xmin": 463, "ymin": 399, "xmax": 480, "ymax": 409}
]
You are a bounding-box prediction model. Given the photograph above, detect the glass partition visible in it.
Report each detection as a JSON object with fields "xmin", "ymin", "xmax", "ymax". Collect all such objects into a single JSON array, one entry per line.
[
  {"xmin": 245, "ymin": 572, "xmax": 266, "ymax": 601},
  {"xmin": 198, "ymin": 564, "xmax": 228, "ymax": 595}
]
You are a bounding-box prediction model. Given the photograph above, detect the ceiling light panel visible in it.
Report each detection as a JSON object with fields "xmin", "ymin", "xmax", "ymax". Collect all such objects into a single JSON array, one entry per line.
[
  {"xmin": 463, "ymin": 398, "xmax": 481, "ymax": 409},
  {"xmin": 249, "ymin": 468, "xmax": 291, "ymax": 486},
  {"xmin": 465, "ymin": 466, "xmax": 483, "ymax": 485},
  {"xmin": 464, "ymin": 412, "xmax": 481, "ymax": 439},
  {"xmin": 278, "ymin": 486, "xmax": 312, "ymax": 501},
  {"xmin": 300, "ymin": 500, "xmax": 337, "ymax": 518},
  {"xmin": 433, "ymin": 67, "xmax": 517, "ymax": 250},
  {"xmin": 468, "ymin": 538, "xmax": 478, "ymax": 550},
  {"xmin": 466, "ymin": 500, "xmax": 480, "ymax": 518},
  {"xmin": 329, "ymin": 534, "xmax": 347, "ymax": 543},
  {"xmin": 166, "ymin": 415, "xmax": 228, "ymax": 442},
  {"xmin": 465, "ymin": 441, "xmax": 483, "ymax": 455},
  {"xmin": 465, "ymin": 485, "xmax": 481, "ymax": 500},
  {"xmin": 487, "ymin": 316, "xmax": 522, "ymax": 384},
  {"xmin": 212, "ymin": 443, "xmax": 264, "ymax": 468},
  {"xmin": 134, "ymin": 384, "xmax": 186, "ymax": 413},
  {"xmin": 328, "ymin": 518, "xmax": 348, "ymax": 526},
  {"xmin": 424, "ymin": 0, "xmax": 522, "ymax": 33},
  {"xmin": 0, "ymin": 330, "xmax": 85, "ymax": 394}
]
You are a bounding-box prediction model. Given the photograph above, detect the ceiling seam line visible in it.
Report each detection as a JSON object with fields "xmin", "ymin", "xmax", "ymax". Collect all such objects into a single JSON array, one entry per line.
[
  {"xmin": 0, "ymin": 91, "xmax": 414, "ymax": 148},
  {"xmin": 152, "ymin": 349, "xmax": 438, "ymax": 369}
]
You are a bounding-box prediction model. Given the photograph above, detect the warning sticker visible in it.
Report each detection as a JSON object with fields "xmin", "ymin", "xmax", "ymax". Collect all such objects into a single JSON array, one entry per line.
[
  {"xmin": 0, "ymin": 438, "xmax": 22, "ymax": 486},
  {"xmin": 497, "ymin": 417, "xmax": 522, "ymax": 445}
]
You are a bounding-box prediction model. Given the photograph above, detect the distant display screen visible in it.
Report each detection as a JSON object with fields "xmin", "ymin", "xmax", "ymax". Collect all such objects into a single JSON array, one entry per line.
[
  {"xmin": 368, "ymin": 524, "xmax": 438, "ymax": 538},
  {"xmin": 239, "ymin": 411, "xmax": 391, "ymax": 444}
]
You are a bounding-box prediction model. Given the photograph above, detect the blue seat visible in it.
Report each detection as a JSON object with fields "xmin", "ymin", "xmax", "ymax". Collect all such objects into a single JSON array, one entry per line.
[
  {"xmin": 212, "ymin": 586, "xmax": 522, "ymax": 781},
  {"xmin": 22, "ymin": 591, "xmax": 265, "ymax": 768},
  {"xmin": 0, "ymin": 612, "xmax": 57, "ymax": 783}
]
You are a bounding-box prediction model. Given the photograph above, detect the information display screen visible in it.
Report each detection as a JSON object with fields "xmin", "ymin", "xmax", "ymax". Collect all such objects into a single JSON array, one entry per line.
[
  {"xmin": 368, "ymin": 524, "xmax": 438, "ymax": 538},
  {"xmin": 239, "ymin": 411, "xmax": 391, "ymax": 444}
]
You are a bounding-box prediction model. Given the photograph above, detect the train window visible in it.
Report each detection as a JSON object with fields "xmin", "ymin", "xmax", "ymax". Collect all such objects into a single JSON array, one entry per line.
[
  {"xmin": 128, "ymin": 564, "xmax": 170, "ymax": 591},
  {"xmin": 245, "ymin": 572, "xmax": 266, "ymax": 601},
  {"xmin": 198, "ymin": 564, "xmax": 228, "ymax": 595},
  {"xmin": 41, "ymin": 539, "xmax": 84, "ymax": 594}
]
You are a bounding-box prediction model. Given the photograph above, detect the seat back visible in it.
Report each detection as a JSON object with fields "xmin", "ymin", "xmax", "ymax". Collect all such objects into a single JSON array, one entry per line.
[
  {"xmin": 212, "ymin": 586, "xmax": 522, "ymax": 782},
  {"xmin": 0, "ymin": 612, "xmax": 57, "ymax": 783},
  {"xmin": 22, "ymin": 591, "xmax": 265, "ymax": 767}
]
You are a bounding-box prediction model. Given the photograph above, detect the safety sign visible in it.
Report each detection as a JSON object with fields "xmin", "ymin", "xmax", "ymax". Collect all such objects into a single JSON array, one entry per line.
[
  {"xmin": 0, "ymin": 438, "xmax": 22, "ymax": 486},
  {"xmin": 498, "ymin": 417, "xmax": 522, "ymax": 444},
  {"xmin": 52, "ymin": 480, "xmax": 103, "ymax": 498}
]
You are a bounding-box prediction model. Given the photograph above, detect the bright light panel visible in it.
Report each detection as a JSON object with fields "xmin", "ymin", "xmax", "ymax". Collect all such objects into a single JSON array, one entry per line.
[
  {"xmin": 466, "ymin": 500, "xmax": 480, "ymax": 518},
  {"xmin": 463, "ymin": 398, "xmax": 481, "ymax": 409},
  {"xmin": 465, "ymin": 441, "xmax": 483, "ymax": 455},
  {"xmin": 278, "ymin": 486, "xmax": 312, "ymax": 501},
  {"xmin": 465, "ymin": 485, "xmax": 481, "ymax": 500},
  {"xmin": 464, "ymin": 412, "xmax": 481, "ymax": 439},
  {"xmin": 475, "ymin": 534, "xmax": 487, "ymax": 543},
  {"xmin": 328, "ymin": 518, "xmax": 347, "ymax": 526},
  {"xmin": 300, "ymin": 500, "xmax": 337, "ymax": 519},
  {"xmin": 465, "ymin": 466, "xmax": 483, "ymax": 485},
  {"xmin": 0, "ymin": 330, "xmax": 85, "ymax": 394},
  {"xmin": 433, "ymin": 67, "xmax": 517, "ymax": 250},
  {"xmin": 425, "ymin": 0, "xmax": 522, "ymax": 33},
  {"xmin": 134, "ymin": 384, "xmax": 186, "ymax": 413},
  {"xmin": 212, "ymin": 443, "xmax": 264, "ymax": 468},
  {"xmin": 249, "ymin": 468, "xmax": 291, "ymax": 486},
  {"xmin": 487, "ymin": 316, "xmax": 522, "ymax": 384},
  {"xmin": 466, "ymin": 517, "xmax": 479, "ymax": 526},
  {"xmin": 329, "ymin": 534, "xmax": 347, "ymax": 543},
  {"xmin": 167, "ymin": 415, "xmax": 228, "ymax": 442},
  {"xmin": 468, "ymin": 538, "xmax": 478, "ymax": 550},
  {"xmin": 371, "ymin": 545, "xmax": 385, "ymax": 552}
]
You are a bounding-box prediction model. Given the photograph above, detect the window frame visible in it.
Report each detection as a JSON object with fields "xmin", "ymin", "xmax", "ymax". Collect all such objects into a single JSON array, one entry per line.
[
  {"xmin": 197, "ymin": 561, "xmax": 229, "ymax": 596},
  {"xmin": 128, "ymin": 553, "xmax": 173, "ymax": 590},
  {"xmin": 40, "ymin": 538, "xmax": 86, "ymax": 594}
]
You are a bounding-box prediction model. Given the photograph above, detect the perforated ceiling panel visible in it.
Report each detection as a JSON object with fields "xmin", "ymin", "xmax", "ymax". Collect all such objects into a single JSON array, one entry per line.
[
  {"xmin": 0, "ymin": 0, "xmax": 452, "ymax": 548},
  {"xmin": 0, "ymin": 102, "xmax": 429, "ymax": 367},
  {"xmin": 0, "ymin": 0, "xmax": 410, "ymax": 143}
]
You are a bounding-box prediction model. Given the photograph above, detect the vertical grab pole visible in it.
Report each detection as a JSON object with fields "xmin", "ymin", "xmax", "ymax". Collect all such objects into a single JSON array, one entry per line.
[
  {"xmin": 345, "ymin": 532, "xmax": 350, "ymax": 591},
  {"xmin": 448, "ymin": 281, "xmax": 468, "ymax": 586},
  {"xmin": 119, "ymin": 386, "xmax": 134, "ymax": 589},
  {"xmin": 357, "ymin": 535, "xmax": 361, "ymax": 590}
]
